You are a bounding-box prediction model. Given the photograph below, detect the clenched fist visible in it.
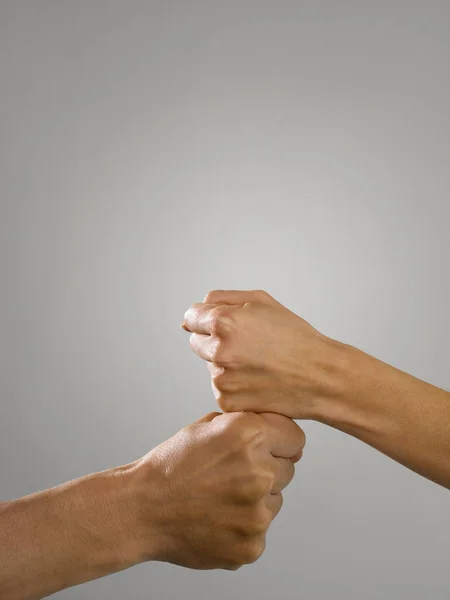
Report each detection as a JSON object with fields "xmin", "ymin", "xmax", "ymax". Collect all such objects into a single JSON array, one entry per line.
[
  {"xmin": 0, "ymin": 412, "xmax": 305, "ymax": 599},
  {"xmin": 134, "ymin": 411, "xmax": 305, "ymax": 570},
  {"xmin": 182, "ymin": 289, "xmax": 345, "ymax": 420}
]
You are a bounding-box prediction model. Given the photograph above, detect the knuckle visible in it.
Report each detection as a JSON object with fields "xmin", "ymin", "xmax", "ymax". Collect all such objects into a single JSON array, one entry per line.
[
  {"xmin": 204, "ymin": 289, "xmax": 222, "ymax": 303},
  {"xmin": 209, "ymin": 337, "xmax": 225, "ymax": 361},
  {"xmin": 301, "ymin": 426, "xmax": 306, "ymax": 444},
  {"xmin": 253, "ymin": 470, "xmax": 275, "ymax": 497},
  {"xmin": 240, "ymin": 416, "xmax": 268, "ymax": 446},
  {"xmin": 287, "ymin": 460, "xmax": 296, "ymax": 483},
  {"xmin": 216, "ymin": 393, "xmax": 239, "ymax": 413},
  {"xmin": 278, "ymin": 461, "xmax": 295, "ymax": 490},
  {"xmin": 242, "ymin": 299, "xmax": 258, "ymax": 310},
  {"xmin": 249, "ymin": 289, "xmax": 270, "ymax": 303},
  {"xmin": 183, "ymin": 305, "xmax": 194, "ymax": 322},
  {"xmin": 247, "ymin": 504, "xmax": 272, "ymax": 535},
  {"xmin": 237, "ymin": 538, "xmax": 266, "ymax": 565},
  {"xmin": 188, "ymin": 333, "xmax": 197, "ymax": 349},
  {"xmin": 298, "ymin": 427, "xmax": 306, "ymax": 451},
  {"xmin": 290, "ymin": 428, "xmax": 307, "ymax": 462},
  {"xmin": 222, "ymin": 413, "xmax": 268, "ymax": 452},
  {"xmin": 273, "ymin": 492, "xmax": 284, "ymax": 518},
  {"xmin": 233, "ymin": 505, "xmax": 271, "ymax": 537},
  {"xmin": 184, "ymin": 302, "xmax": 201, "ymax": 322},
  {"xmin": 227, "ymin": 412, "xmax": 261, "ymax": 437},
  {"xmin": 222, "ymin": 410, "xmax": 250, "ymax": 431},
  {"xmin": 209, "ymin": 336, "xmax": 233, "ymax": 365},
  {"xmin": 212, "ymin": 371, "xmax": 238, "ymax": 393},
  {"xmin": 211, "ymin": 370, "xmax": 226, "ymax": 390},
  {"xmin": 209, "ymin": 309, "xmax": 224, "ymax": 336},
  {"xmin": 239, "ymin": 465, "xmax": 274, "ymax": 502},
  {"xmin": 210, "ymin": 307, "xmax": 235, "ymax": 337}
]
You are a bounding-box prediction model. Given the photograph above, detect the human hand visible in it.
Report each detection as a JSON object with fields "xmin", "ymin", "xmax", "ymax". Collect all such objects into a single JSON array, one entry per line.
[
  {"xmin": 131, "ymin": 411, "xmax": 305, "ymax": 570},
  {"xmin": 182, "ymin": 289, "xmax": 345, "ymax": 420}
]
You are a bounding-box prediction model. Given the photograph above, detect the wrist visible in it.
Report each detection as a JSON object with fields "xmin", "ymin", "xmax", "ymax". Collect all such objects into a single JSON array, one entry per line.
[
  {"xmin": 311, "ymin": 339, "xmax": 357, "ymax": 423},
  {"xmin": 121, "ymin": 456, "xmax": 176, "ymax": 565},
  {"xmin": 312, "ymin": 340, "xmax": 394, "ymax": 435},
  {"xmin": 103, "ymin": 461, "xmax": 170, "ymax": 566},
  {"xmin": 297, "ymin": 335, "xmax": 356, "ymax": 421},
  {"xmin": 61, "ymin": 462, "xmax": 168, "ymax": 573},
  {"xmin": 66, "ymin": 465, "xmax": 151, "ymax": 572}
]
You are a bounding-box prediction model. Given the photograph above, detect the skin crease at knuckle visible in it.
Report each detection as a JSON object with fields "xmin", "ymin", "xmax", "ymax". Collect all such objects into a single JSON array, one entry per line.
[
  {"xmin": 210, "ymin": 339, "xmax": 228, "ymax": 366},
  {"xmin": 217, "ymin": 393, "xmax": 240, "ymax": 413},
  {"xmin": 188, "ymin": 333, "xmax": 199, "ymax": 351},
  {"xmin": 271, "ymin": 493, "xmax": 284, "ymax": 518},
  {"xmin": 236, "ymin": 462, "xmax": 274, "ymax": 503},
  {"xmin": 230, "ymin": 412, "xmax": 268, "ymax": 447},
  {"xmin": 212, "ymin": 371, "xmax": 239, "ymax": 394},
  {"xmin": 210, "ymin": 332, "xmax": 244, "ymax": 369},
  {"xmin": 209, "ymin": 308, "xmax": 225, "ymax": 336},
  {"xmin": 238, "ymin": 537, "xmax": 266, "ymax": 565},
  {"xmin": 229, "ymin": 502, "xmax": 269, "ymax": 538},
  {"xmin": 248, "ymin": 503, "xmax": 272, "ymax": 535},
  {"xmin": 211, "ymin": 305, "xmax": 238, "ymax": 333}
]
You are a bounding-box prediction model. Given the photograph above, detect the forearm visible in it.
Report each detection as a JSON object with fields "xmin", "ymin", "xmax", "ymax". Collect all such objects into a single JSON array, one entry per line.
[
  {"xmin": 315, "ymin": 342, "xmax": 450, "ymax": 489},
  {"xmin": 0, "ymin": 465, "xmax": 147, "ymax": 600},
  {"xmin": 182, "ymin": 289, "xmax": 450, "ymax": 489}
]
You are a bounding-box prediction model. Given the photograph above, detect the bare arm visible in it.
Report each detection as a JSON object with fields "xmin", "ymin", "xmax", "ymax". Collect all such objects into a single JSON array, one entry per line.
[
  {"xmin": 0, "ymin": 411, "xmax": 305, "ymax": 599},
  {"xmin": 0, "ymin": 467, "xmax": 150, "ymax": 600},
  {"xmin": 314, "ymin": 342, "xmax": 450, "ymax": 489},
  {"xmin": 183, "ymin": 289, "xmax": 450, "ymax": 489}
]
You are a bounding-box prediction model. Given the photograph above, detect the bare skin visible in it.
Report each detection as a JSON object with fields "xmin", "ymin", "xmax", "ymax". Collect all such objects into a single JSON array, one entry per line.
[
  {"xmin": 182, "ymin": 289, "xmax": 450, "ymax": 490},
  {"xmin": 0, "ymin": 411, "xmax": 305, "ymax": 600}
]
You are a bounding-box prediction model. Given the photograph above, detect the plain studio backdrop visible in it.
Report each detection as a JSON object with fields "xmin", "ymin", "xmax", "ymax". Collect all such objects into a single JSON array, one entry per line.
[{"xmin": 1, "ymin": 1, "xmax": 449, "ymax": 599}]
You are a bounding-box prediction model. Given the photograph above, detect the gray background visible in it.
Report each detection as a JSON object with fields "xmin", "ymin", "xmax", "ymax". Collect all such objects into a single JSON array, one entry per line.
[{"xmin": 1, "ymin": 1, "xmax": 449, "ymax": 599}]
